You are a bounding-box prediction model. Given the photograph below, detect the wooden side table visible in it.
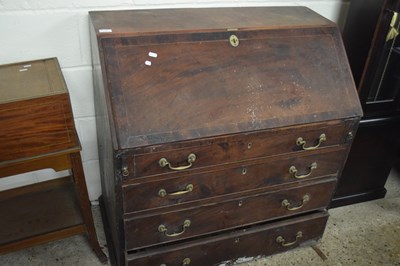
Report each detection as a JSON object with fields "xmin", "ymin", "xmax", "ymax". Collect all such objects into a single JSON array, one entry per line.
[{"xmin": 0, "ymin": 58, "xmax": 107, "ymax": 263}]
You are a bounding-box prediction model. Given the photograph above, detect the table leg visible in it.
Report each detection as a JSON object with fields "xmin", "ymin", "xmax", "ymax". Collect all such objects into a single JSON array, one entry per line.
[{"xmin": 70, "ymin": 152, "xmax": 108, "ymax": 263}]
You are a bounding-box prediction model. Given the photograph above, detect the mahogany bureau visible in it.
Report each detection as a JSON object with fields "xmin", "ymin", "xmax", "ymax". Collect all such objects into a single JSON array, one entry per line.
[{"xmin": 89, "ymin": 7, "xmax": 363, "ymax": 265}]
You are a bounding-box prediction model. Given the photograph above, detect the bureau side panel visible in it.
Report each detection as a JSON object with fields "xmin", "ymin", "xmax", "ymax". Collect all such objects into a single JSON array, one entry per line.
[{"xmin": 89, "ymin": 19, "xmax": 122, "ymax": 264}]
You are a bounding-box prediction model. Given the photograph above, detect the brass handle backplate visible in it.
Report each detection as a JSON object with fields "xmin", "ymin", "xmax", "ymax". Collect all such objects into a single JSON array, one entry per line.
[
  {"xmin": 159, "ymin": 184, "xmax": 194, "ymax": 197},
  {"xmin": 276, "ymin": 231, "xmax": 303, "ymax": 247},
  {"xmin": 289, "ymin": 162, "xmax": 317, "ymax": 179},
  {"xmin": 296, "ymin": 133, "xmax": 326, "ymax": 150},
  {"xmin": 158, "ymin": 219, "xmax": 191, "ymax": 237},
  {"xmin": 282, "ymin": 194, "xmax": 310, "ymax": 211},
  {"xmin": 159, "ymin": 153, "xmax": 196, "ymax": 171}
]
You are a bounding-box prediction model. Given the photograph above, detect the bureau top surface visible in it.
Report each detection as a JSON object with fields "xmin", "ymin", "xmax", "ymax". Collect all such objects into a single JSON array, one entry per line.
[
  {"xmin": 90, "ymin": 6, "xmax": 334, "ymax": 35},
  {"xmin": 0, "ymin": 58, "xmax": 67, "ymax": 104},
  {"xmin": 91, "ymin": 7, "xmax": 363, "ymax": 149}
]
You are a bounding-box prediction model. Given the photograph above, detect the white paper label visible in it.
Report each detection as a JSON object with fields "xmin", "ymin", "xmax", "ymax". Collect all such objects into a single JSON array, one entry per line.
[
  {"xmin": 148, "ymin": 52, "xmax": 158, "ymax": 58},
  {"xmin": 145, "ymin": 60, "xmax": 152, "ymax": 66},
  {"xmin": 23, "ymin": 64, "xmax": 32, "ymax": 68},
  {"xmin": 99, "ymin": 29, "xmax": 112, "ymax": 33}
]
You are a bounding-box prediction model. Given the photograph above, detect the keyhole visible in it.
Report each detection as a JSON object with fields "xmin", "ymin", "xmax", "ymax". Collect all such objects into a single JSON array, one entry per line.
[
  {"xmin": 242, "ymin": 168, "xmax": 247, "ymax": 175},
  {"xmin": 229, "ymin": 35, "xmax": 239, "ymax": 47}
]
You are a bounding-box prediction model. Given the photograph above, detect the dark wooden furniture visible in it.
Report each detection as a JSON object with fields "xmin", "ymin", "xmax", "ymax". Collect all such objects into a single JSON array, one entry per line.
[
  {"xmin": 89, "ymin": 7, "xmax": 362, "ymax": 265},
  {"xmin": 0, "ymin": 58, "xmax": 107, "ymax": 262},
  {"xmin": 332, "ymin": 0, "xmax": 400, "ymax": 207}
]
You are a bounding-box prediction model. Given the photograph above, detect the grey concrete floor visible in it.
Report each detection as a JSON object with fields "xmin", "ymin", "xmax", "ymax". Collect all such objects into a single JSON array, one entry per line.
[{"xmin": 1, "ymin": 168, "xmax": 400, "ymax": 266}]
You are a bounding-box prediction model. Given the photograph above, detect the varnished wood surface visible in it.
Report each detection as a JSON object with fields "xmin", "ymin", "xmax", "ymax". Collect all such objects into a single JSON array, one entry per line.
[
  {"xmin": 102, "ymin": 25, "xmax": 361, "ymax": 149},
  {"xmin": 0, "ymin": 176, "xmax": 83, "ymax": 246},
  {"xmin": 0, "ymin": 58, "xmax": 106, "ymax": 262},
  {"xmin": 89, "ymin": 7, "xmax": 334, "ymax": 36},
  {"xmin": 128, "ymin": 120, "xmax": 354, "ymax": 178},
  {"xmin": 126, "ymin": 212, "xmax": 329, "ymax": 266},
  {"xmin": 123, "ymin": 148, "xmax": 345, "ymax": 213},
  {"xmin": 0, "ymin": 58, "xmax": 78, "ymax": 163},
  {"xmin": 0, "ymin": 151, "xmax": 74, "ymax": 178},
  {"xmin": 0, "ymin": 93, "xmax": 79, "ymax": 162},
  {"xmin": 90, "ymin": 7, "xmax": 362, "ymax": 265},
  {"xmin": 0, "ymin": 58, "xmax": 66, "ymax": 104},
  {"xmin": 124, "ymin": 179, "xmax": 335, "ymax": 250}
]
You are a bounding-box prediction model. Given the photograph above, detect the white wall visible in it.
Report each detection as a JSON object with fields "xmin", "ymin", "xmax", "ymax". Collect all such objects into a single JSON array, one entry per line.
[{"xmin": 0, "ymin": 0, "xmax": 350, "ymax": 202}]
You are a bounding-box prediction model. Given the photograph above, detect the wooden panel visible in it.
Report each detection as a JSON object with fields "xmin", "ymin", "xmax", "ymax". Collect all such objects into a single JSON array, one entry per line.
[
  {"xmin": 89, "ymin": 7, "xmax": 363, "ymax": 265},
  {"xmin": 123, "ymin": 148, "xmax": 346, "ymax": 213},
  {"xmin": 103, "ymin": 26, "xmax": 361, "ymax": 149},
  {"xmin": 0, "ymin": 93, "xmax": 79, "ymax": 162},
  {"xmin": 126, "ymin": 212, "xmax": 329, "ymax": 265},
  {"xmin": 89, "ymin": 7, "xmax": 334, "ymax": 35},
  {"xmin": 0, "ymin": 58, "xmax": 66, "ymax": 104},
  {"xmin": 124, "ymin": 179, "xmax": 335, "ymax": 250},
  {"xmin": 0, "ymin": 176, "xmax": 84, "ymax": 246},
  {"xmin": 128, "ymin": 120, "xmax": 352, "ymax": 178},
  {"xmin": 0, "ymin": 152, "xmax": 72, "ymax": 178}
]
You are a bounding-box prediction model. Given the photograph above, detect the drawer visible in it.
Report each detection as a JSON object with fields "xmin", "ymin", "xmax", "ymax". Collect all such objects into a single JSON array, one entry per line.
[
  {"xmin": 123, "ymin": 148, "xmax": 346, "ymax": 213},
  {"xmin": 124, "ymin": 179, "xmax": 335, "ymax": 250},
  {"xmin": 126, "ymin": 211, "xmax": 329, "ymax": 266},
  {"xmin": 124, "ymin": 120, "xmax": 355, "ymax": 178}
]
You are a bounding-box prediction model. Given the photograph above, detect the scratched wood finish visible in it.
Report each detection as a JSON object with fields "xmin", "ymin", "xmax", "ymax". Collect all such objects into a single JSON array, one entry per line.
[
  {"xmin": 102, "ymin": 26, "xmax": 362, "ymax": 149},
  {"xmin": 124, "ymin": 179, "xmax": 335, "ymax": 250},
  {"xmin": 90, "ymin": 7, "xmax": 362, "ymax": 265},
  {"xmin": 127, "ymin": 120, "xmax": 355, "ymax": 178},
  {"xmin": 90, "ymin": 7, "xmax": 334, "ymax": 35},
  {"xmin": 123, "ymin": 149, "xmax": 346, "ymax": 213},
  {"xmin": 127, "ymin": 212, "xmax": 329, "ymax": 266}
]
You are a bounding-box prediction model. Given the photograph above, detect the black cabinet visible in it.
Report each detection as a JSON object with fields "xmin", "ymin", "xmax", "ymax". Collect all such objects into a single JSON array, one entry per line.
[{"xmin": 332, "ymin": 0, "xmax": 400, "ymax": 207}]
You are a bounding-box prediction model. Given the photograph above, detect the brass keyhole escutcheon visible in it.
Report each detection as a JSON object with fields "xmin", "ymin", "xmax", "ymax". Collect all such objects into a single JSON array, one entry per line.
[{"xmin": 229, "ymin": 35, "xmax": 239, "ymax": 47}]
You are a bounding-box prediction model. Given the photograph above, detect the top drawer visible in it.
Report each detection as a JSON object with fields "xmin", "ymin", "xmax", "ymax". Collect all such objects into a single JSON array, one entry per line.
[{"xmin": 121, "ymin": 119, "xmax": 357, "ymax": 179}]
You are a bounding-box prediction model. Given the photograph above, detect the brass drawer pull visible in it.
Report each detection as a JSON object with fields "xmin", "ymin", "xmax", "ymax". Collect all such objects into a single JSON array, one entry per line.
[
  {"xmin": 296, "ymin": 133, "xmax": 326, "ymax": 150},
  {"xmin": 276, "ymin": 231, "xmax": 303, "ymax": 247},
  {"xmin": 182, "ymin": 258, "xmax": 191, "ymax": 265},
  {"xmin": 159, "ymin": 153, "xmax": 196, "ymax": 171},
  {"xmin": 282, "ymin": 194, "xmax": 310, "ymax": 211},
  {"xmin": 160, "ymin": 258, "xmax": 191, "ymax": 266},
  {"xmin": 159, "ymin": 184, "xmax": 194, "ymax": 197},
  {"xmin": 121, "ymin": 166, "xmax": 129, "ymax": 177},
  {"xmin": 158, "ymin": 219, "xmax": 191, "ymax": 237},
  {"xmin": 289, "ymin": 162, "xmax": 317, "ymax": 179}
]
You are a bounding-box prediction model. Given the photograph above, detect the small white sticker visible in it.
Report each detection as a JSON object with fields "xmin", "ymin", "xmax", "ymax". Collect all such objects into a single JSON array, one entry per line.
[
  {"xmin": 19, "ymin": 68, "xmax": 28, "ymax": 72},
  {"xmin": 99, "ymin": 29, "xmax": 112, "ymax": 33},
  {"xmin": 148, "ymin": 52, "xmax": 158, "ymax": 58},
  {"xmin": 145, "ymin": 60, "xmax": 152, "ymax": 66},
  {"xmin": 23, "ymin": 64, "xmax": 32, "ymax": 68}
]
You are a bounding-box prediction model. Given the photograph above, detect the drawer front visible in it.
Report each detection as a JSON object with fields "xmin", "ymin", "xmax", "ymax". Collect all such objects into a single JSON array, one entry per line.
[
  {"xmin": 127, "ymin": 120, "xmax": 354, "ymax": 178},
  {"xmin": 126, "ymin": 212, "xmax": 329, "ymax": 266},
  {"xmin": 124, "ymin": 179, "xmax": 335, "ymax": 250},
  {"xmin": 123, "ymin": 149, "xmax": 346, "ymax": 213}
]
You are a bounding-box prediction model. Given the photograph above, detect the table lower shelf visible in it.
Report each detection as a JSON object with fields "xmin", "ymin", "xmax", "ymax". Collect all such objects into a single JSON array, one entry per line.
[{"xmin": 0, "ymin": 176, "xmax": 86, "ymax": 253}]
